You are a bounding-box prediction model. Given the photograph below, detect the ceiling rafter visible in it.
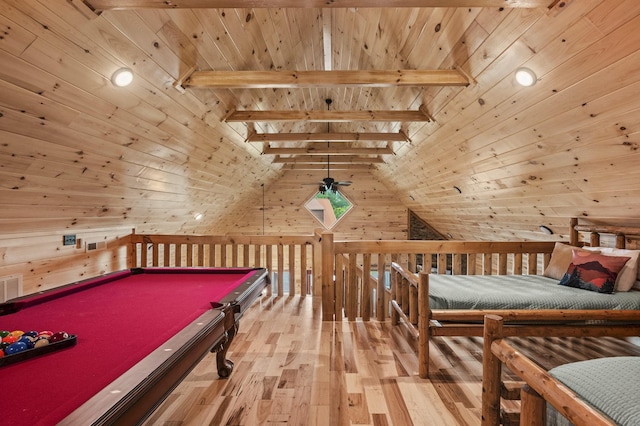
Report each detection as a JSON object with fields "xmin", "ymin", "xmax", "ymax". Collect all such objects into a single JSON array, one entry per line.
[
  {"xmin": 184, "ymin": 69, "xmax": 468, "ymax": 88},
  {"xmin": 225, "ymin": 108, "xmax": 432, "ymax": 122},
  {"xmin": 246, "ymin": 132, "xmax": 410, "ymax": 143},
  {"xmin": 273, "ymin": 155, "xmax": 385, "ymax": 164},
  {"xmin": 84, "ymin": 1, "xmax": 559, "ymax": 12},
  {"xmin": 281, "ymin": 164, "xmax": 374, "ymax": 171},
  {"xmin": 262, "ymin": 143, "xmax": 394, "ymax": 156}
]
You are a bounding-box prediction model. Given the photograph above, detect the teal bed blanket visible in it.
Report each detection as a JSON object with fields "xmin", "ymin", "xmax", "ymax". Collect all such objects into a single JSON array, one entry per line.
[
  {"xmin": 547, "ymin": 356, "xmax": 640, "ymax": 426},
  {"xmin": 427, "ymin": 274, "xmax": 640, "ymax": 310}
]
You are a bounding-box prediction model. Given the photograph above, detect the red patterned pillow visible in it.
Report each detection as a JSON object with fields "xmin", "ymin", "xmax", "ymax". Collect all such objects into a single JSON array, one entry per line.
[{"xmin": 559, "ymin": 250, "xmax": 631, "ymax": 294}]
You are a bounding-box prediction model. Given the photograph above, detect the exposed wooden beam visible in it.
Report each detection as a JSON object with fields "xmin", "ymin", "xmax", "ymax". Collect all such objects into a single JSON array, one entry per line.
[
  {"xmin": 273, "ymin": 155, "xmax": 385, "ymax": 164},
  {"xmin": 247, "ymin": 132, "xmax": 410, "ymax": 143},
  {"xmin": 281, "ymin": 163, "xmax": 374, "ymax": 171},
  {"xmin": 263, "ymin": 144, "xmax": 394, "ymax": 156},
  {"xmin": 226, "ymin": 108, "xmax": 432, "ymax": 122},
  {"xmin": 185, "ymin": 70, "xmax": 468, "ymax": 88},
  {"xmin": 84, "ymin": 1, "xmax": 557, "ymax": 12}
]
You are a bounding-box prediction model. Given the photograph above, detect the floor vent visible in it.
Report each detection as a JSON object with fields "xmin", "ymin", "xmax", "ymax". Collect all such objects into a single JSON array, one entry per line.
[{"xmin": 0, "ymin": 274, "xmax": 23, "ymax": 303}]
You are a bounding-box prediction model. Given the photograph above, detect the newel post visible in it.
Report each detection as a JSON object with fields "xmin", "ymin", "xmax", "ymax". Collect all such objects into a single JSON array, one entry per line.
[
  {"xmin": 321, "ymin": 231, "xmax": 335, "ymax": 321},
  {"xmin": 127, "ymin": 228, "xmax": 136, "ymax": 269}
]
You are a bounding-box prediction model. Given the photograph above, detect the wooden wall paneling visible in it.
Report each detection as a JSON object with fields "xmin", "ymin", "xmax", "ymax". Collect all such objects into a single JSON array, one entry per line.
[{"xmin": 430, "ymin": 6, "xmax": 639, "ymax": 165}]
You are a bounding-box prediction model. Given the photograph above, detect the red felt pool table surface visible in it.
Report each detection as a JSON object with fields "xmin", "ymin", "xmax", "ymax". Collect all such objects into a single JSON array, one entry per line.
[{"xmin": 0, "ymin": 267, "xmax": 268, "ymax": 426}]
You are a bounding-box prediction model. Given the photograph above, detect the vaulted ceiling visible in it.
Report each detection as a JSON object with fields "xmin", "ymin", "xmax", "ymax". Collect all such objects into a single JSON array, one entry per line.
[{"xmin": 2, "ymin": 0, "xmax": 640, "ymax": 240}]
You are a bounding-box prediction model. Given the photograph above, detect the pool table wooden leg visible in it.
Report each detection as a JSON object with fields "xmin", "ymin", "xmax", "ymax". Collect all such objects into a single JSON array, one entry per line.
[{"xmin": 211, "ymin": 304, "xmax": 240, "ymax": 378}]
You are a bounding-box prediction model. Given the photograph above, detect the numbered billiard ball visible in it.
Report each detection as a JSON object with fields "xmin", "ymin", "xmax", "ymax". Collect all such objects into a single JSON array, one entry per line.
[
  {"xmin": 38, "ymin": 331, "xmax": 53, "ymax": 339},
  {"xmin": 49, "ymin": 331, "xmax": 69, "ymax": 343},
  {"xmin": 34, "ymin": 337, "xmax": 49, "ymax": 348},
  {"xmin": 2, "ymin": 335, "xmax": 18, "ymax": 344},
  {"xmin": 18, "ymin": 335, "xmax": 36, "ymax": 349},
  {"xmin": 0, "ymin": 330, "xmax": 9, "ymax": 338},
  {"xmin": 23, "ymin": 331, "xmax": 38, "ymax": 339},
  {"xmin": 5, "ymin": 341, "xmax": 28, "ymax": 355}
]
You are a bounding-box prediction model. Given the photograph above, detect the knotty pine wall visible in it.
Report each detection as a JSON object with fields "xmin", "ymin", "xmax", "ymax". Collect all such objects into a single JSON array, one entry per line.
[{"xmin": 222, "ymin": 169, "xmax": 408, "ymax": 239}]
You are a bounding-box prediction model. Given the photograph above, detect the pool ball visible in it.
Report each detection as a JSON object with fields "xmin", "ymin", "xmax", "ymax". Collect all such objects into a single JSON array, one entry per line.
[
  {"xmin": 9, "ymin": 330, "xmax": 24, "ymax": 338},
  {"xmin": 49, "ymin": 331, "xmax": 69, "ymax": 343},
  {"xmin": 33, "ymin": 337, "xmax": 49, "ymax": 348},
  {"xmin": 38, "ymin": 331, "xmax": 53, "ymax": 339},
  {"xmin": 18, "ymin": 335, "xmax": 36, "ymax": 349},
  {"xmin": 5, "ymin": 341, "xmax": 28, "ymax": 355},
  {"xmin": 2, "ymin": 335, "xmax": 17, "ymax": 344},
  {"xmin": 0, "ymin": 330, "xmax": 9, "ymax": 338},
  {"xmin": 23, "ymin": 331, "xmax": 39, "ymax": 339},
  {"xmin": 0, "ymin": 349, "xmax": 3, "ymax": 358}
]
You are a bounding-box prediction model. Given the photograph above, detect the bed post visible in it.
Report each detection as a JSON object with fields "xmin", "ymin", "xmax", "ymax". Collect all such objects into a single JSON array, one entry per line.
[
  {"xmin": 418, "ymin": 271, "xmax": 429, "ymax": 378},
  {"xmin": 520, "ymin": 385, "xmax": 546, "ymax": 426},
  {"xmin": 481, "ymin": 314, "xmax": 503, "ymax": 426},
  {"xmin": 569, "ymin": 217, "xmax": 578, "ymax": 246}
]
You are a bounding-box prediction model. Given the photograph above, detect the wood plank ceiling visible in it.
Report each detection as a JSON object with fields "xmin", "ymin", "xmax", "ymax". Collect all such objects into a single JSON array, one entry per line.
[{"xmin": 2, "ymin": 0, "xmax": 640, "ymax": 240}]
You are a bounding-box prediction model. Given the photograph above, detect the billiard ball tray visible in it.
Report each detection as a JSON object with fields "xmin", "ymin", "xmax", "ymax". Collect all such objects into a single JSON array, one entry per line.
[{"xmin": 0, "ymin": 335, "xmax": 77, "ymax": 368}]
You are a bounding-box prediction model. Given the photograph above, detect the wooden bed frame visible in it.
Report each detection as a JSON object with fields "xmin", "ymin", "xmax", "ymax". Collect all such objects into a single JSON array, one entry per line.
[
  {"xmin": 389, "ymin": 218, "xmax": 640, "ymax": 378},
  {"xmin": 481, "ymin": 314, "xmax": 640, "ymax": 426}
]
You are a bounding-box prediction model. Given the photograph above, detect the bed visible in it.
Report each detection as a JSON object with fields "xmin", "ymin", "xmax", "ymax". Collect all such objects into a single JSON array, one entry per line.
[
  {"xmin": 389, "ymin": 218, "xmax": 640, "ymax": 378},
  {"xmin": 482, "ymin": 314, "xmax": 640, "ymax": 426}
]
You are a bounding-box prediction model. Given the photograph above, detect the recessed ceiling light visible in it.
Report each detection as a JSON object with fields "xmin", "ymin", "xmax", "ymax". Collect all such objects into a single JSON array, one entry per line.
[
  {"xmin": 111, "ymin": 68, "xmax": 133, "ymax": 87},
  {"xmin": 194, "ymin": 213, "xmax": 203, "ymax": 221},
  {"xmin": 539, "ymin": 225, "xmax": 553, "ymax": 235},
  {"xmin": 515, "ymin": 67, "xmax": 537, "ymax": 87}
]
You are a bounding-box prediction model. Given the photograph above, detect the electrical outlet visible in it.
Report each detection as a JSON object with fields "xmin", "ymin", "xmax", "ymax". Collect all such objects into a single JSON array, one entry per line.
[{"xmin": 63, "ymin": 234, "xmax": 76, "ymax": 246}]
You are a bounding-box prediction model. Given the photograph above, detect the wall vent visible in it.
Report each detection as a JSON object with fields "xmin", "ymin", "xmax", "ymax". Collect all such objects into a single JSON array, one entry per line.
[
  {"xmin": 0, "ymin": 274, "xmax": 23, "ymax": 303},
  {"xmin": 85, "ymin": 240, "xmax": 107, "ymax": 252}
]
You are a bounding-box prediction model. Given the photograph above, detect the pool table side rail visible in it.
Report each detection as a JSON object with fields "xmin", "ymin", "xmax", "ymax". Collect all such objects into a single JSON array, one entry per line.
[
  {"xmin": 0, "ymin": 270, "xmax": 134, "ymax": 315},
  {"xmin": 58, "ymin": 308, "xmax": 228, "ymax": 426},
  {"xmin": 59, "ymin": 267, "xmax": 270, "ymax": 425}
]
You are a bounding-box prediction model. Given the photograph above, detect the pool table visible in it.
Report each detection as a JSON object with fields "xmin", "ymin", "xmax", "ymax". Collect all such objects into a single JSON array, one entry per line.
[{"xmin": 0, "ymin": 267, "xmax": 269, "ymax": 426}]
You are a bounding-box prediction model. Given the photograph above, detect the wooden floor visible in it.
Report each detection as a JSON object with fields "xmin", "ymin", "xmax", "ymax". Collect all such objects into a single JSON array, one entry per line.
[{"xmin": 143, "ymin": 295, "xmax": 640, "ymax": 425}]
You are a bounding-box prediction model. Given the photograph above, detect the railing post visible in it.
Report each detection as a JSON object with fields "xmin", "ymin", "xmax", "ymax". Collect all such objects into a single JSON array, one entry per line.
[
  {"xmin": 377, "ymin": 253, "xmax": 386, "ymax": 321},
  {"xmin": 390, "ymin": 266, "xmax": 399, "ymax": 325},
  {"xmin": 482, "ymin": 314, "xmax": 504, "ymax": 426},
  {"xmin": 362, "ymin": 253, "xmax": 371, "ymax": 321},
  {"xmin": 127, "ymin": 229, "xmax": 136, "ymax": 268},
  {"xmin": 321, "ymin": 231, "xmax": 335, "ymax": 321},
  {"xmin": 418, "ymin": 271, "xmax": 429, "ymax": 378},
  {"xmin": 313, "ymin": 230, "xmax": 324, "ymax": 298}
]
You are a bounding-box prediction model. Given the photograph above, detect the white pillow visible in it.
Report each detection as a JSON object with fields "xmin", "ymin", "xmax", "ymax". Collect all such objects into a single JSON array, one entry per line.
[{"xmin": 584, "ymin": 247, "xmax": 640, "ymax": 292}]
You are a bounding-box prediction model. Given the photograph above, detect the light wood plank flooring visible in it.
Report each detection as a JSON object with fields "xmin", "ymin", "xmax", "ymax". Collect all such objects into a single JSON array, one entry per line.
[{"xmin": 143, "ymin": 295, "xmax": 640, "ymax": 425}]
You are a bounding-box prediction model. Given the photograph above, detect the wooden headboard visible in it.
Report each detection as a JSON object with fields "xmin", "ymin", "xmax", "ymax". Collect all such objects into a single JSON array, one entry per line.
[{"xmin": 570, "ymin": 217, "xmax": 640, "ymax": 249}]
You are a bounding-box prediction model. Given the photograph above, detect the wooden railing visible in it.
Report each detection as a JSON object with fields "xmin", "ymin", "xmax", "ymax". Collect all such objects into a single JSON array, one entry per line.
[
  {"xmin": 128, "ymin": 232, "xmax": 322, "ymax": 297},
  {"xmin": 328, "ymin": 240, "xmax": 556, "ymax": 321}
]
